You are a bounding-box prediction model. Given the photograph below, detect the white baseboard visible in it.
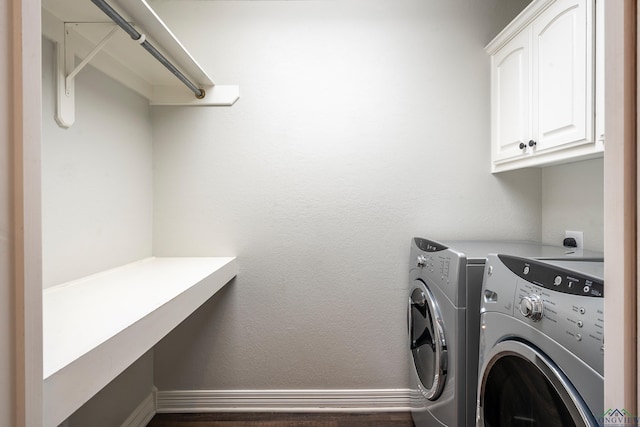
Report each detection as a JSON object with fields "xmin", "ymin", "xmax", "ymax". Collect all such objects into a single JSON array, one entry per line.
[
  {"xmin": 121, "ymin": 388, "xmax": 157, "ymax": 427},
  {"xmin": 156, "ymin": 389, "xmax": 413, "ymax": 413}
]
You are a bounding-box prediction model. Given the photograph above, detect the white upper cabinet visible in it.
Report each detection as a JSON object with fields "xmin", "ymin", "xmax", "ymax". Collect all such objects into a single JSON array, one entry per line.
[
  {"xmin": 594, "ymin": 0, "xmax": 604, "ymax": 143},
  {"xmin": 486, "ymin": 0, "xmax": 602, "ymax": 173},
  {"xmin": 533, "ymin": 0, "xmax": 591, "ymax": 150},
  {"xmin": 491, "ymin": 29, "xmax": 531, "ymax": 163}
]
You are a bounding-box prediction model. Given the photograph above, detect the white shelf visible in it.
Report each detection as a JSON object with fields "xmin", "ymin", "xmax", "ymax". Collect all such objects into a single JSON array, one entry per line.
[
  {"xmin": 43, "ymin": 256, "xmax": 237, "ymax": 427},
  {"xmin": 41, "ymin": 0, "xmax": 239, "ymax": 126}
]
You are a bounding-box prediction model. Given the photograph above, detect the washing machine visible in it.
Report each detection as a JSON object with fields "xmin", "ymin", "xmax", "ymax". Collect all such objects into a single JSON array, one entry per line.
[
  {"xmin": 407, "ymin": 238, "xmax": 603, "ymax": 427},
  {"xmin": 476, "ymin": 254, "xmax": 604, "ymax": 426}
]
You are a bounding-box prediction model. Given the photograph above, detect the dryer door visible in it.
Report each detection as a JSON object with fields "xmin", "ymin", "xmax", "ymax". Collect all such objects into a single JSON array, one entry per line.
[
  {"xmin": 477, "ymin": 340, "xmax": 598, "ymax": 427},
  {"xmin": 408, "ymin": 279, "xmax": 447, "ymax": 401}
]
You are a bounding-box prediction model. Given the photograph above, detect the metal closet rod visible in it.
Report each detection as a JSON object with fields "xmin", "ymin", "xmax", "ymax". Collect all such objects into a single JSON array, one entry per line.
[{"xmin": 90, "ymin": 0, "xmax": 206, "ymax": 99}]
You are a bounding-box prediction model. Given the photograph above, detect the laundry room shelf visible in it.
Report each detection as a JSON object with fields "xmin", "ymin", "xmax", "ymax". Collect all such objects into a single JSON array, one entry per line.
[
  {"xmin": 42, "ymin": 256, "xmax": 237, "ymax": 427},
  {"xmin": 41, "ymin": 0, "xmax": 239, "ymax": 127}
]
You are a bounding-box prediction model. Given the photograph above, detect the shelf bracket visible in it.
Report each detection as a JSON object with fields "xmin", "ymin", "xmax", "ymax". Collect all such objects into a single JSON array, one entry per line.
[{"xmin": 56, "ymin": 23, "xmax": 119, "ymax": 128}]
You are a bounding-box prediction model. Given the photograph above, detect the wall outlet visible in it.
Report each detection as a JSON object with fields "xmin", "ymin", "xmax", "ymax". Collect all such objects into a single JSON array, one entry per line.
[{"xmin": 564, "ymin": 230, "xmax": 584, "ymax": 249}]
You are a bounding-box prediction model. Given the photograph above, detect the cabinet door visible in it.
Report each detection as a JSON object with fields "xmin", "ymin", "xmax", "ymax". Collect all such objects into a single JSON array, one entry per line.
[
  {"xmin": 532, "ymin": 0, "xmax": 593, "ymax": 152},
  {"xmin": 491, "ymin": 30, "xmax": 531, "ymax": 163}
]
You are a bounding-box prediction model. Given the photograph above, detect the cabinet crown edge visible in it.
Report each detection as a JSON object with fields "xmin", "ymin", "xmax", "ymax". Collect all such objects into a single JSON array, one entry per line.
[{"xmin": 485, "ymin": 0, "xmax": 556, "ymax": 54}]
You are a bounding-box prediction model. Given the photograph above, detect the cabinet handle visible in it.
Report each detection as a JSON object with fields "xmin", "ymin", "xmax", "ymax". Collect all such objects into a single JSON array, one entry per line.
[
  {"xmin": 519, "ymin": 142, "xmax": 527, "ymax": 150},
  {"xmin": 528, "ymin": 140, "xmax": 537, "ymax": 147}
]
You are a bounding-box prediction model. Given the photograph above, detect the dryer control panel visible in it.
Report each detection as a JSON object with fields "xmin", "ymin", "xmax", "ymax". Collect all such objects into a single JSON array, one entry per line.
[
  {"xmin": 482, "ymin": 254, "xmax": 604, "ymax": 375},
  {"xmin": 411, "ymin": 237, "xmax": 466, "ymax": 307}
]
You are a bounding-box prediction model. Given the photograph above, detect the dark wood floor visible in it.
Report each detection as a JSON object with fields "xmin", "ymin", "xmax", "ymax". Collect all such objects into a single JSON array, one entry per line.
[{"xmin": 147, "ymin": 412, "xmax": 415, "ymax": 426}]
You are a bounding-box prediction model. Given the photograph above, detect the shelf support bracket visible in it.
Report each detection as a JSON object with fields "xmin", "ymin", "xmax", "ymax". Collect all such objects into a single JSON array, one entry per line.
[{"xmin": 56, "ymin": 23, "xmax": 119, "ymax": 128}]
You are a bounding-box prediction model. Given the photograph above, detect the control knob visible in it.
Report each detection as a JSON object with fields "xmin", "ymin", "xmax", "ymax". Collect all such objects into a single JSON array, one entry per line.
[
  {"xmin": 519, "ymin": 294, "xmax": 544, "ymax": 321},
  {"xmin": 417, "ymin": 255, "xmax": 427, "ymax": 268}
]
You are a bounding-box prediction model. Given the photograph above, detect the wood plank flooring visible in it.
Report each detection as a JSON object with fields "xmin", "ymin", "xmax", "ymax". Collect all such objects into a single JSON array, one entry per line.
[{"xmin": 147, "ymin": 412, "xmax": 415, "ymax": 426}]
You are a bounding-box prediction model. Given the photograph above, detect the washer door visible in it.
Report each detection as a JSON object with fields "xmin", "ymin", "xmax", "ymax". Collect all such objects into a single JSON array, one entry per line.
[
  {"xmin": 478, "ymin": 340, "xmax": 598, "ymax": 427},
  {"xmin": 408, "ymin": 279, "xmax": 447, "ymax": 400}
]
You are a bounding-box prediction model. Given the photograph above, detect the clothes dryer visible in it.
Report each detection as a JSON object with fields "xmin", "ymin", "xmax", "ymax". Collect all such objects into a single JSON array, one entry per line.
[
  {"xmin": 476, "ymin": 255, "xmax": 604, "ymax": 426},
  {"xmin": 407, "ymin": 238, "xmax": 602, "ymax": 427}
]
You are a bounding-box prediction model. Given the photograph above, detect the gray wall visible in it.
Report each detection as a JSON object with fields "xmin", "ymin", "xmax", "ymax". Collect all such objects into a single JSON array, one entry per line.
[
  {"xmin": 41, "ymin": 38, "xmax": 155, "ymax": 424},
  {"xmin": 41, "ymin": 37, "xmax": 153, "ymax": 289},
  {"xmin": 39, "ymin": 0, "xmax": 604, "ymax": 422},
  {"xmin": 151, "ymin": 0, "xmax": 540, "ymax": 392},
  {"xmin": 541, "ymin": 158, "xmax": 604, "ymax": 251},
  {"xmin": 65, "ymin": 351, "xmax": 154, "ymax": 427}
]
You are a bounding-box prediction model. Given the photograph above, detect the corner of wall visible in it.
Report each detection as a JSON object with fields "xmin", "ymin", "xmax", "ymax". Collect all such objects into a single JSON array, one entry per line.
[{"xmin": 540, "ymin": 158, "xmax": 604, "ymax": 251}]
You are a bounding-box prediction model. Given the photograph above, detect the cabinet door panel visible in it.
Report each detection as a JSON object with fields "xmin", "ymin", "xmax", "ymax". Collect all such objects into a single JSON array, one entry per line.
[
  {"xmin": 532, "ymin": 0, "xmax": 593, "ymax": 151},
  {"xmin": 492, "ymin": 30, "xmax": 530, "ymax": 162}
]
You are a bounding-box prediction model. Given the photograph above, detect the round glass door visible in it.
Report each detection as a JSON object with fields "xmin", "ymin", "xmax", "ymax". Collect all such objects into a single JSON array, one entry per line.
[
  {"xmin": 478, "ymin": 340, "xmax": 597, "ymax": 427},
  {"xmin": 409, "ymin": 280, "xmax": 447, "ymax": 400}
]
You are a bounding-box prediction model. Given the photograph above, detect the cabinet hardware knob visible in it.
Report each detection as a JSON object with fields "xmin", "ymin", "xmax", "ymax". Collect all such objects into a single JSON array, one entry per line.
[
  {"xmin": 519, "ymin": 142, "xmax": 526, "ymax": 150},
  {"xmin": 528, "ymin": 140, "xmax": 537, "ymax": 147}
]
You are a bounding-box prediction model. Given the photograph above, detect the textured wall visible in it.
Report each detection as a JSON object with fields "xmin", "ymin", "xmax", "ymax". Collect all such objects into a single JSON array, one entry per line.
[
  {"xmin": 66, "ymin": 351, "xmax": 154, "ymax": 427},
  {"xmin": 41, "ymin": 37, "xmax": 153, "ymax": 288},
  {"xmin": 36, "ymin": 0, "xmax": 604, "ymax": 421},
  {"xmin": 542, "ymin": 158, "xmax": 604, "ymax": 251},
  {"xmin": 151, "ymin": 0, "xmax": 539, "ymax": 391},
  {"xmin": 41, "ymin": 37, "xmax": 155, "ymax": 422}
]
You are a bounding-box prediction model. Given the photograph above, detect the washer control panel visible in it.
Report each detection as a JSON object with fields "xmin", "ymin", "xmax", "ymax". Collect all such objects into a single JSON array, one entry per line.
[
  {"xmin": 499, "ymin": 254, "xmax": 603, "ymax": 297},
  {"xmin": 519, "ymin": 294, "xmax": 544, "ymax": 321},
  {"xmin": 482, "ymin": 254, "xmax": 604, "ymax": 375}
]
